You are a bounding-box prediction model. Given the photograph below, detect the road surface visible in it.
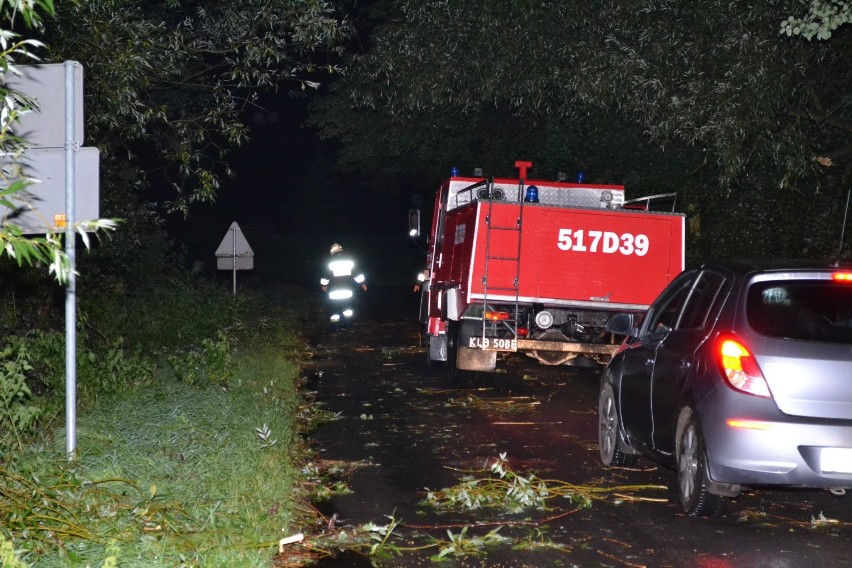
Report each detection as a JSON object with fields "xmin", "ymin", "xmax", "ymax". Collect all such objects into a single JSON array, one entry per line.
[{"xmin": 300, "ymin": 287, "xmax": 852, "ymax": 567}]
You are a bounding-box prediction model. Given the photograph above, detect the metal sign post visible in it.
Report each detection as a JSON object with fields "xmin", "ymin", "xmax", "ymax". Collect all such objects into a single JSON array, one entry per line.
[
  {"xmin": 64, "ymin": 61, "xmax": 77, "ymax": 459},
  {"xmin": 232, "ymin": 226, "xmax": 237, "ymax": 294},
  {"xmin": 215, "ymin": 221, "xmax": 254, "ymax": 294},
  {"xmin": 2, "ymin": 62, "xmax": 99, "ymax": 459}
]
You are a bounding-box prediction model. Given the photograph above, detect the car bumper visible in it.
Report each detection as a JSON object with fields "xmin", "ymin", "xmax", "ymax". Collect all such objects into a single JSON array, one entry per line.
[{"xmin": 699, "ymin": 391, "xmax": 852, "ymax": 489}]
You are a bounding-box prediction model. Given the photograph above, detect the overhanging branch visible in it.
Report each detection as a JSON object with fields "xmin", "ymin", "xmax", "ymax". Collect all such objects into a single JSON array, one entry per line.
[{"xmin": 787, "ymin": 108, "xmax": 852, "ymax": 134}]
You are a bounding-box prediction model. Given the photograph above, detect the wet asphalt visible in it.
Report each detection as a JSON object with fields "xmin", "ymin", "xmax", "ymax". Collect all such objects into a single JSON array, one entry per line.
[{"xmin": 299, "ymin": 286, "xmax": 852, "ymax": 567}]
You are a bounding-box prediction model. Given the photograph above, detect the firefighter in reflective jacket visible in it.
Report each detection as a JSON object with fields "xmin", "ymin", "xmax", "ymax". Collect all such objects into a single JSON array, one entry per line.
[{"xmin": 320, "ymin": 243, "xmax": 367, "ymax": 326}]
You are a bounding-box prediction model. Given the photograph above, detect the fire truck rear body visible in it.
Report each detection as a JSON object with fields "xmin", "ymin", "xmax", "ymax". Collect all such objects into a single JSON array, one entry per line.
[{"xmin": 422, "ymin": 165, "xmax": 685, "ymax": 373}]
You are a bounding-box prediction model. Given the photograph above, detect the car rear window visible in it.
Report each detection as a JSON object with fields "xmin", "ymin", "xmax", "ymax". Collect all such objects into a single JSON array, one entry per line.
[{"xmin": 747, "ymin": 280, "xmax": 852, "ymax": 344}]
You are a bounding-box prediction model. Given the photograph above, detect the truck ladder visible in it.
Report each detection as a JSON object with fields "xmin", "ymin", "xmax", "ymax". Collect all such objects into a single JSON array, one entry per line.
[{"xmin": 480, "ymin": 179, "xmax": 525, "ymax": 346}]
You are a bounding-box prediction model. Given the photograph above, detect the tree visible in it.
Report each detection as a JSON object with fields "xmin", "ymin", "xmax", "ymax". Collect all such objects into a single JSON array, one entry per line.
[
  {"xmin": 781, "ymin": 0, "xmax": 851, "ymax": 40},
  {"xmin": 312, "ymin": 0, "xmax": 852, "ymax": 260},
  {"xmin": 781, "ymin": 0, "xmax": 852, "ymax": 171},
  {"xmin": 3, "ymin": 1, "xmax": 350, "ymax": 327},
  {"xmin": 43, "ymin": 0, "xmax": 350, "ymax": 215}
]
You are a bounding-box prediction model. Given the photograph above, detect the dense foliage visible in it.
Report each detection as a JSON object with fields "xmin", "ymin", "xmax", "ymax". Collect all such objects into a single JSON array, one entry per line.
[
  {"xmin": 0, "ymin": 3, "xmax": 339, "ymax": 564},
  {"xmin": 1, "ymin": 0, "xmax": 350, "ymax": 302},
  {"xmin": 0, "ymin": 0, "xmax": 348, "ymax": 418},
  {"xmin": 312, "ymin": 0, "xmax": 852, "ymax": 261},
  {"xmin": 44, "ymin": 0, "xmax": 349, "ymax": 214},
  {"xmin": 0, "ymin": 0, "xmax": 348, "ymax": 467}
]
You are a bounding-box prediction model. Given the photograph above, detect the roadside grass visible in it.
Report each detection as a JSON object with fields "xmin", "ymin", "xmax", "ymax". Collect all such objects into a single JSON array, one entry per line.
[{"xmin": 2, "ymin": 307, "xmax": 315, "ymax": 567}]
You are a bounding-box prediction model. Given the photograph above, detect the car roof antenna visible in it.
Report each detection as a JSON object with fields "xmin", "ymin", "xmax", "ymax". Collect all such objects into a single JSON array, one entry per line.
[{"xmin": 835, "ymin": 190, "xmax": 851, "ymax": 267}]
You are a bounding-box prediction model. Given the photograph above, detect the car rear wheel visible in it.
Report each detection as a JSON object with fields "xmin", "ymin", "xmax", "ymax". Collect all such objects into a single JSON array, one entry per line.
[
  {"xmin": 598, "ymin": 380, "xmax": 638, "ymax": 467},
  {"xmin": 677, "ymin": 412, "xmax": 725, "ymax": 517}
]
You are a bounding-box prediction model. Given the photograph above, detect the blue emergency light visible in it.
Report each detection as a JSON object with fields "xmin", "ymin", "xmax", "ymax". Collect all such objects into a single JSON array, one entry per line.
[{"xmin": 524, "ymin": 185, "xmax": 539, "ymax": 203}]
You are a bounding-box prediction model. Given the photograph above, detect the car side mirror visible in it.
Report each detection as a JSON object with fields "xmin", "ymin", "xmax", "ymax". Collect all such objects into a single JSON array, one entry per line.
[
  {"xmin": 408, "ymin": 209, "xmax": 421, "ymax": 238},
  {"xmin": 605, "ymin": 313, "xmax": 635, "ymax": 336}
]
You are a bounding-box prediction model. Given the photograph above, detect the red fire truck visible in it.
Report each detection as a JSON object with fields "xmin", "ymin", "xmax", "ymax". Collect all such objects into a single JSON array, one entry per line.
[{"xmin": 413, "ymin": 161, "xmax": 685, "ymax": 377}]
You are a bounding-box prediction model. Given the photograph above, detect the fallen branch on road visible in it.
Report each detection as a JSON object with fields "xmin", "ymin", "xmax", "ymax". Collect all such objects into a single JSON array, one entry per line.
[
  {"xmin": 401, "ymin": 507, "xmax": 582, "ymax": 530},
  {"xmin": 424, "ymin": 452, "xmax": 667, "ymax": 514}
]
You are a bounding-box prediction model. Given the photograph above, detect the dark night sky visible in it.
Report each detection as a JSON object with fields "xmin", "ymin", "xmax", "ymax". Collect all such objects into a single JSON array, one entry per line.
[{"xmin": 169, "ymin": 98, "xmax": 427, "ymax": 290}]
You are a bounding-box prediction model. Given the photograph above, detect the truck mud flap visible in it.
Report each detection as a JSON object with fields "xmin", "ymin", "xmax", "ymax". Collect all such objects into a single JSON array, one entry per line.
[
  {"xmin": 457, "ymin": 346, "xmax": 497, "ymax": 372},
  {"xmin": 428, "ymin": 334, "xmax": 447, "ymax": 362}
]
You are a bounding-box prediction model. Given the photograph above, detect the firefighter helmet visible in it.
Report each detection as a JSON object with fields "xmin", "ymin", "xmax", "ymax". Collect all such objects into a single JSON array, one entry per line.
[{"xmin": 330, "ymin": 243, "xmax": 343, "ymax": 255}]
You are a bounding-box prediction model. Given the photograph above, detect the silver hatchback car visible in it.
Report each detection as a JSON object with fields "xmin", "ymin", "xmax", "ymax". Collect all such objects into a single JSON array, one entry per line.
[{"xmin": 599, "ymin": 260, "xmax": 852, "ymax": 516}]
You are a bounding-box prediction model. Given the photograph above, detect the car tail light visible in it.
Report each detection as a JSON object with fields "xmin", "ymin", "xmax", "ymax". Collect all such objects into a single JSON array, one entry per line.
[
  {"xmin": 716, "ymin": 335, "xmax": 771, "ymax": 398},
  {"xmin": 832, "ymin": 272, "xmax": 852, "ymax": 282}
]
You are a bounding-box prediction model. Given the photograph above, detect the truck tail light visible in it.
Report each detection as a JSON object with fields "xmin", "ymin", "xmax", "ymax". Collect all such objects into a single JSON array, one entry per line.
[
  {"xmin": 716, "ymin": 335, "xmax": 771, "ymax": 398},
  {"xmin": 484, "ymin": 310, "xmax": 511, "ymax": 321},
  {"xmin": 832, "ymin": 272, "xmax": 852, "ymax": 282}
]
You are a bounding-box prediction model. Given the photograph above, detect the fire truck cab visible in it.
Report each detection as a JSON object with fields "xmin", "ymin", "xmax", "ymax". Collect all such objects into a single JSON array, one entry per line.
[{"xmin": 414, "ymin": 161, "xmax": 685, "ymax": 377}]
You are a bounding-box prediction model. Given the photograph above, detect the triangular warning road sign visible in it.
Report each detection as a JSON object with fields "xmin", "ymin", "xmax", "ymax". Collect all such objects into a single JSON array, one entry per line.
[{"xmin": 215, "ymin": 222, "xmax": 254, "ymax": 257}]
